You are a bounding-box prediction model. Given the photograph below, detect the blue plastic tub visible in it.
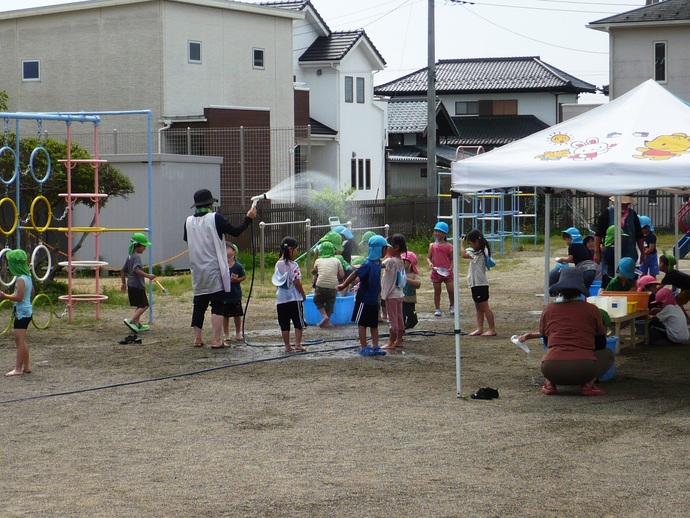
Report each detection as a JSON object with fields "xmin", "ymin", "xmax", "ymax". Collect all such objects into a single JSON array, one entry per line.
[
  {"xmin": 304, "ymin": 293, "xmax": 355, "ymax": 326},
  {"xmin": 599, "ymin": 336, "xmax": 618, "ymax": 382},
  {"xmin": 589, "ymin": 280, "xmax": 602, "ymax": 297}
]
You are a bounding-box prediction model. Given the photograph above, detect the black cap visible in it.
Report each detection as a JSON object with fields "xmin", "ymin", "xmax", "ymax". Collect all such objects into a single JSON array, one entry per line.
[{"xmin": 191, "ymin": 189, "xmax": 218, "ymax": 208}]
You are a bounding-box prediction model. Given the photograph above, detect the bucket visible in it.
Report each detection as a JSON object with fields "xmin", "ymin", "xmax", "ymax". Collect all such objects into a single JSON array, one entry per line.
[
  {"xmin": 599, "ymin": 336, "xmax": 618, "ymax": 382},
  {"xmin": 587, "ymin": 295, "xmax": 627, "ymax": 318},
  {"xmin": 589, "ymin": 280, "xmax": 602, "ymax": 297},
  {"xmin": 304, "ymin": 293, "xmax": 355, "ymax": 326}
]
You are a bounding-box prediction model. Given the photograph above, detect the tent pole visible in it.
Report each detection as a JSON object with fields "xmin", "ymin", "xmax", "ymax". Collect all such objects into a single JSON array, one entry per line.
[
  {"xmin": 544, "ymin": 190, "xmax": 551, "ymax": 306},
  {"xmin": 614, "ymin": 196, "xmax": 622, "ymax": 269},
  {"xmin": 452, "ymin": 192, "xmax": 462, "ymax": 397},
  {"xmin": 674, "ymin": 193, "xmax": 679, "ymax": 261}
]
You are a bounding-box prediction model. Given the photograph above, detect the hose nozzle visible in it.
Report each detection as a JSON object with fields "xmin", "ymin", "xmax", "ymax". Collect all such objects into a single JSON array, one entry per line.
[{"xmin": 250, "ymin": 193, "xmax": 268, "ymax": 210}]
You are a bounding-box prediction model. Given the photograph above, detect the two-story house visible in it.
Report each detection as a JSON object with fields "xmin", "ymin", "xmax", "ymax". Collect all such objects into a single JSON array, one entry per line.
[
  {"xmin": 587, "ymin": 0, "xmax": 690, "ymax": 101},
  {"xmin": 262, "ymin": 1, "xmax": 388, "ymax": 201},
  {"xmin": 0, "ymin": 0, "xmax": 301, "ymax": 208}
]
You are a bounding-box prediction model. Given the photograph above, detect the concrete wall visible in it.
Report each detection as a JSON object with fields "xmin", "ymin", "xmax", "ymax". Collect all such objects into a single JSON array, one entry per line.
[
  {"xmin": 609, "ymin": 26, "xmax": 690, "ymax": 101},
  {"xmin": 72, "ymin": 153, "xmax": 222, "ymax": 272}
]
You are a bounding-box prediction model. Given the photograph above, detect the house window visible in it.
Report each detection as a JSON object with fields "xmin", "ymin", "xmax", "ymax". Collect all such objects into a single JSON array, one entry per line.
[
  {"xmin": 420, "ymin": 167, "xmax": 427, "ymax": 178},
  {"xmin": 345, "ymin": 76, "xmax": 353, "ymax": 103},
  {"xmin": 455, "ymin": 101, "xmax": 478, "ymax": 116},
  {"xmin": 350, "ymin": 158, "xmax": 371, "ymax": 190},
  {"xmin": 253, "ymin": 48, "xmax": 265, "ymax": 69},
  {"xmin": 356, "ymin": 77, "xmax": 365, "ymax": 103},
  {"xmin": 654, "ymin": 41, "xmax": 666, "ymax": 82},
  {"xmin": 22, "ymin": 60, "xmax": 40, "ymax": 81},
  {"xmin": 648, "ymin": 189, "xmax": 658, "ymax": 205},
  {"xmin": 188, "ymin": 41, "xmax": 201, "ymax": 64}
]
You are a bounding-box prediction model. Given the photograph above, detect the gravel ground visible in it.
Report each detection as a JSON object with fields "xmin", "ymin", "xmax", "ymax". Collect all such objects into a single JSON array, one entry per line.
[{"xmin": 1, "ymin": 251, "xmax": 689, "ymax": 517}]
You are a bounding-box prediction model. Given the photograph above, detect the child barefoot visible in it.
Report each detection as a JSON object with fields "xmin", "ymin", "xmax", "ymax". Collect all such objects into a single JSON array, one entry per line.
[
  {"xmin": 274, "ymin": 237, "xmax": 307, "ymax": 353},
  {"xmin": 381, "ymin": 233, "xmax": 407, "ymax": 351},
  {"xmin": 461, "ymin": 229, "xmax": 497, "ymax": 337},
  {"xmin": 3, "ymin": 249, "xmax": 35, "ymax": 377},
  {"xmin": 221, "ymin": 242, "xmax": 246, "ymax": 346},
  {"xmin": 427, "ymin": 221, "xmax": 454, "ymax": 316}
]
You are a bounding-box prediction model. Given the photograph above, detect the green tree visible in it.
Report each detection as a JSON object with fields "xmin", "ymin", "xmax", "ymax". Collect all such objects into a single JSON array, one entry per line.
[
  {"xmin": 0, "ymin": 133, "xmax": 134, "ymax": 274},
  {"xmin": 309, "ymin": 187, "xmax": 355, "ymax": 224},
  {"xmin": 0, "ymin": 91, "xmax": 8, "ymax": 111}
]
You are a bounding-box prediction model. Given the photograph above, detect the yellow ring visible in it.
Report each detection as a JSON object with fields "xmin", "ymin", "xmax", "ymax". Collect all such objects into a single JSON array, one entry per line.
[
  {"xmin": 0, "ymin": 197, "xmax": 18, "ymax": 236},
  {"xmin": 30, "ymin": 195, "xmax": 52, "ymax": 233},
  {"xmin": 31, "ymin": 293, "xmax": 53, "ymax": 330},
  {"xmin": 0, "ymin": 298, "xmax": 13, "ymax": 335}
]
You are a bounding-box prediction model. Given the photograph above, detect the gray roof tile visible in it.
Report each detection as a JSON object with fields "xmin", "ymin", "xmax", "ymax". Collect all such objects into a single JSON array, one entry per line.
[
  {"xmin": 375, "ymin": 56, "xmax": 596, "ymax": 95},
  {"xmin": 442, "ymin": 115, "xmax": 549, "ymax": 147},
  {"xmin": 300, "ymin": 30, "xmax": 385, "ymax": 64},
  {"xmin": 589, "ymin": 0, "xmax": 690, "ymax": 25}
]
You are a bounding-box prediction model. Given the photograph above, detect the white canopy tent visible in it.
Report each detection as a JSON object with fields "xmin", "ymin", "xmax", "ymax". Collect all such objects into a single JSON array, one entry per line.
[{"xmin": 449, "ymin": 79, "xmax": 690, "ymax": 396}]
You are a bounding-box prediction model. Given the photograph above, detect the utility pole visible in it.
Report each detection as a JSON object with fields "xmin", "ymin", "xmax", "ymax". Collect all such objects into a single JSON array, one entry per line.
[{"xmin": 427, "ymin": 0, "xmax": 436, "ymax": 198}]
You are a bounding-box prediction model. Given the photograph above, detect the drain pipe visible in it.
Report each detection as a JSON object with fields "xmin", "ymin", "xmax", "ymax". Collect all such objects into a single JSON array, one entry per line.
[{"xmin": 157, "ymin": 120, "xmax": 172, "ymax": 153}]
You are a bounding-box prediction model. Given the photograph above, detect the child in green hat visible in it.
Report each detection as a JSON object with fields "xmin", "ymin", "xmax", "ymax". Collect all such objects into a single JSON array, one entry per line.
[
  {"xmin": 3, "ymin": 249, "xmax": 34, "ymax": 376},
  {"xmin": 121, "ymin": 233, "xmax": 157, "ymax": 333}
]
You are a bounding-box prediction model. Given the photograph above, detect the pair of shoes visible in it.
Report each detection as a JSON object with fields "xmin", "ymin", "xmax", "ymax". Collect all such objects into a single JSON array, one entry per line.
[
  {"xmin": 449, "ymin": 305, "xmax": 455, "ymax": 315},
  {"xmin": 124, "ymin": 319, "xmax": 138, "ymax": 333},
  {"xmin": 470, "ymin": 387, "xmax": 499, "ymax": 400},
  {"xmin": 118, "ymin": 334, "xmax": 142, "ymax": 345},
  {"xmin": 371, "ymin": 346, "xmax": 387, "ymax": 356},
  {"xmin": 580, "ymin": 383, "xmax": 605, "ymax": 396},
  {"xmin": 138, "ymin": 324, "xmax": 150, "ymax": 332},
  {"xmin": 434, "ymin": 309, "xmax": 442, "ymax": 317},
  {"xmin": 359, "ymin": 346, "xmax": 377, "ymax": 356},
  {"xmin": 541, "ymin": 381, "xmax": 558, "ymax": 395}
]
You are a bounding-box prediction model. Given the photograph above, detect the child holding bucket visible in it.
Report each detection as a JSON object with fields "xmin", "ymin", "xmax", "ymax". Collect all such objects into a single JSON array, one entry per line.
[
  {"xmin": 427, "ymin": 221, "xmax": 454, "ymax": 316},
  {"xmin": 274, "ymin": 237, "xmax": 307, "ymax": 353},
  {"xmin": 2, "ymin": 249, "xmax": 35, "ymax": 377}
]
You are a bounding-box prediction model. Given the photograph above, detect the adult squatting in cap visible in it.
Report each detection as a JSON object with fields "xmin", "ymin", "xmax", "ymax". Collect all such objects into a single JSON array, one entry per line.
[
  {"xmin": 367, "ymin": 235, "xmax": 389, "ymax": 261},
  {"xmin": 401, "ymin": 251, "xmax": 419, "ymax": 274},
  {"xmin": 129, "ymin": 232, "xmax": 152, "ymax": 254},
  {"xmin": 549, "ymin": 267, "xmax": 588, "ymax": 297},
  {"xmin": 561, "ymin": 227, "xmax": 583, "ymax": 244},
  {"xmin": 7, "ymin": 249, "xmax": 31, "ymax": 277}
]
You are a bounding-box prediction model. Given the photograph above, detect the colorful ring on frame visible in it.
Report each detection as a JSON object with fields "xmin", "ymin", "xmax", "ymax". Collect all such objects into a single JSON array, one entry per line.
[
  {"xmin": 30, "ymin": 195, "xmax": 52, "ymax": 232},
  {"xmin": 30, "ymin": 244, "xmax": 52, "ymax": 282},
  {"xmin": 0, "ymin": 198, "xmax": 18, "ymax": 236},
  {"xmin": 0, "ymin": 146, "xmax": 18, "ymax": 185},
  {"xmin": 29, "ymin": 146, "xmax": 51, "ymax": 184},
  {"xmin": 31, "ymin": 293, "xmax": 53, "ymax": 330},
  {"xmin": 0, "ymin": 247, "xmax": 17, "ymax": 288}
]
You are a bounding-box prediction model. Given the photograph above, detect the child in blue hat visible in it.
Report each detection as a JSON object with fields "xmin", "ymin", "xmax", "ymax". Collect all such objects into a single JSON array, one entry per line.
[
  {"xmin": 337, "ymin": 235, "xmax": 388, "ymax": 356},
  {"xmin": 427, "ymin": 221, "xmax": 454, "ymax": 316},
  {"xmin": 603, "ymin": 257, "xmax": 636, "ymax": 292}
]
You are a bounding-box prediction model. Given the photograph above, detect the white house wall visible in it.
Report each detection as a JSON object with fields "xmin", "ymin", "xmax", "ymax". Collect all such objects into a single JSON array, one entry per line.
[
  {"xmin": 609, "ymin": 26, "xmax": 690, "ymax": 101},
  {"xmin": 338, "ymin": 52, "xmax": 386, "ymax": 200},
  {"xmin": 163, "ymin": 2, "xmax": 295, "ymax": 129}
]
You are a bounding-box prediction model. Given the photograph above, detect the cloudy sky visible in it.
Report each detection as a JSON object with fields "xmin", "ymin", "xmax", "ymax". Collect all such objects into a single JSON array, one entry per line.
[{"xmin": 2, "ymin": 0, "xmax": 649, "ymax": 101}]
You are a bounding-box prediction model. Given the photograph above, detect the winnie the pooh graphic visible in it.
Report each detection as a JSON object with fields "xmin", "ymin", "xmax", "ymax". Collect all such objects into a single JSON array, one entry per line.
[{"xmin": 633, "ymin": 133, "xmax": 690, "ymax": 160}]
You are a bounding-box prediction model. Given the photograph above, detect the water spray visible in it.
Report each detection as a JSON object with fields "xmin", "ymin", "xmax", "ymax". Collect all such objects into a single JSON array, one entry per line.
[{"xmin": 250, "ymin": 193, "xmax": 268, "ymax": 210}]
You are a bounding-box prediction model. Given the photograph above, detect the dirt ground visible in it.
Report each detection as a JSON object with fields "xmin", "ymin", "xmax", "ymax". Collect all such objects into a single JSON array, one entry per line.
[{"xmin": 1, "ymin": 251, "xmax": 689, "ymax": 517}]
